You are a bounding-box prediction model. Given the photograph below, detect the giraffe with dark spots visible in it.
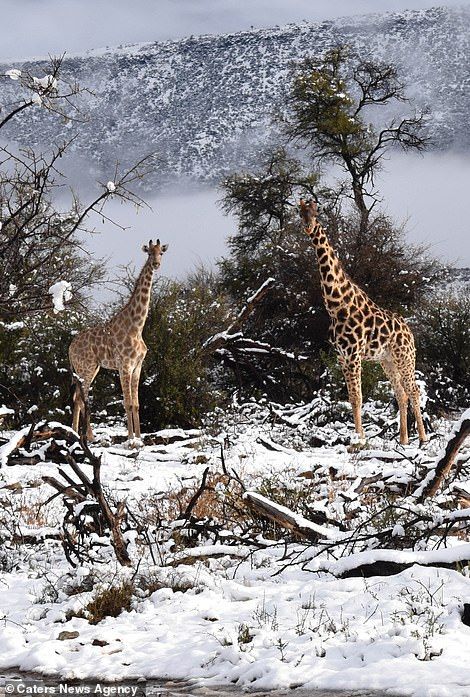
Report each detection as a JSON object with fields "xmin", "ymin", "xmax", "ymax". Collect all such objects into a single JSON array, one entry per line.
[
  {"xmin": 299, "ymin": 200, "xmax": 427, "ymax": 446},
  {"xmin": 69, "ymin": 239, "xmax": 169, "ymax": 441}
]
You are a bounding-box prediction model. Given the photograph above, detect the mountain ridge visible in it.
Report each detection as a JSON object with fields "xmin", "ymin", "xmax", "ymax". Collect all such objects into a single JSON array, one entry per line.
[{"xmin": 1, "ymin": 5, "xmax": 469, "ymax": 189}]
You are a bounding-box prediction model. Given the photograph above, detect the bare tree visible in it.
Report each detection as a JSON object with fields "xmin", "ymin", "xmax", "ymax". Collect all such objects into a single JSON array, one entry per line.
[{"xmin": 0, "ymin": 55, "xmax": 154, "ymax": 321}]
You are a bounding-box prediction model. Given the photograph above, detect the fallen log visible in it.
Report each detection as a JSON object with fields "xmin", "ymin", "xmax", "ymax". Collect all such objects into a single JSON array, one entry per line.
[
  {"xmin": 304, "ymin": 542, "xmax": 470, "ymax": 578},
  {"xmin": 0, "ymin": 423, "xmax": 81, "ymax": 468},
  {"xmin": 243, "ymin": 491, "xmax": 342, "ymax": 542}
]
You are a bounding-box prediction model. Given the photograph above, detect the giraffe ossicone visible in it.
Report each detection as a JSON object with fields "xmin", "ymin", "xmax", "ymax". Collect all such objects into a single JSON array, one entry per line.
[
  {"xmin": 69, "ymin": 238, "xmax": 169, "ymax": 443},
  {"xmin": 299, "ymin": 199, "xmax": 427, "ymax": 446}
]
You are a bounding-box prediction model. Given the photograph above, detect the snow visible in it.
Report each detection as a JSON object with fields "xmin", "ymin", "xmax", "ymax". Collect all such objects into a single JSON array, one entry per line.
[
  {"xmin": 454, "ymin": 406, "xmax": 470, "ymax": 428},
  {"xmin": 1, "ymin": 320, "xmax": 24, "ymax": 330},
  {"xmin": 5, "ymin": 69, "xmax": 21, "ymax": 80},
  {"xmin": 303, "ymin": 544, "xmax": 470, "ymax": 575},
  {"xmin": 0, "ymin": 406, "xmax": 469, "ymax": 695},
  {"xmin": 0, "ymin": 425, "xmax": 32, "ymax": 467},
  {"xmin": 0, "ymin": 556, "xmax": 469, "ymax": 694},
  {"xmin": 48, "ymin": 281, "xmax": 72, "ymax": 313},
  {"xmin": 33, "ymin": 74, "xmax": 58, "ymax": 91},
  {"xmin": 106, "ymin": 181, "xmax": 116, "ymax": 193},
  {"xmin": 245, "ymin": 277, "xmax": 275, "ymax": 304}
]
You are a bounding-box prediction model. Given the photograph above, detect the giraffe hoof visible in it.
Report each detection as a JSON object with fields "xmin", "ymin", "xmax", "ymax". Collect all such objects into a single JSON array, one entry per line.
[
  {"xmin": 124, "ymin": 437, "xmax": 144, "ymax": 450},
  {"xmin": 347, "ymin": 436, "xmax": 367, "ymax": 452}
]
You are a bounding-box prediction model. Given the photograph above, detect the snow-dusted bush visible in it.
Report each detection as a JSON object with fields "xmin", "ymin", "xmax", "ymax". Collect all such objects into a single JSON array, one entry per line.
[
  {"xmin": 0, "ymin": 311, "xmax": 86, "ymax": 424},
  {"xmin": 416, "ymin": 291, "xmax": 470, "ymax": 412}
]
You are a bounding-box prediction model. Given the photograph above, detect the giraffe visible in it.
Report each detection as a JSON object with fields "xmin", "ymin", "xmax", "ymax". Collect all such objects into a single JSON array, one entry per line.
[
  {"xmin": 69, "ymin": 239, "xmax": 168, "ymax": 442},
  {"xmin": 299, "ymin": 199, "xmax": 427, "ymax": 446}
]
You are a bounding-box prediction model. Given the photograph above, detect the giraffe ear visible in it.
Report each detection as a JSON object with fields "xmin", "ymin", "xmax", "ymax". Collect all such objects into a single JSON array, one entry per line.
[
  {"xmin": 299, "ymin": 199, "xmax": 308, "ymax": 223},
  {"xmin": 161, "ymin": 244, "xmax": 169, "ymax": 253},
  {"xmin": 142, "ymin": 244, "xmax": 149, "ymax": 253}
]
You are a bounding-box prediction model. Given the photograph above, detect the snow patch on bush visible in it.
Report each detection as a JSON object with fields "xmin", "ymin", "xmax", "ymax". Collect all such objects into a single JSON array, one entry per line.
[{"xmin": 48, "ymin": 281, "xmax": 72, "ymax": 313}]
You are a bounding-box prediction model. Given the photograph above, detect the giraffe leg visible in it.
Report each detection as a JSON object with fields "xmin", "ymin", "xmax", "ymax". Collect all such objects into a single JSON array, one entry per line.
[
  {"xmin": 340, "ymin": 356, "xmax": 365, "ymax": 441},
  {"xmin": 381, "ymin": 357, "xmax": 409, "ymax": 446},
  {"xmin": 70, "ymin": 363, "xmax": 83, "ymax": 433},
  {"xmin": 400, "ymin": 366, "xmax": 428, "ymax": 445},
  {"xmin": 72, "ymin": 366, "xmax": 99, "ymax": 441},
  {"xmin": 119, "ymin": 366, "xmax": 134, "ymax": 440},
  {"xmin": 72, "ymin": 387, "xmax": 81, "ymax": 434},
  {"xmin": 130, "ymin": 355, "xmax": 145, "ymax": 440}
]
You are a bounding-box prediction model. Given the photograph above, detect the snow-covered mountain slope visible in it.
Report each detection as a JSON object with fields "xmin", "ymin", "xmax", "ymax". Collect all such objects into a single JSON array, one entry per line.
[{"xmin": 1, "ymin": 6, "xmax": 470, "ymax": 188}]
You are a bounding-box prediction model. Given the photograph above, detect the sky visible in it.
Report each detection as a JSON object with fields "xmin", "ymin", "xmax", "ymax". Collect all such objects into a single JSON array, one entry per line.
[{"xmin": 1, "ymin": 0, "xmax": 468, "ymax": 59}]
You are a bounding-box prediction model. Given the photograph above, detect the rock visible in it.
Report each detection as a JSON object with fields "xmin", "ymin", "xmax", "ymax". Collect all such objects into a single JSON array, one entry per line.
[
  {"xmin": 92, "ymin": 639, "xmax": 109, "ymax": 647},
  {"xmin": 58, "ymin": 631, "xmax": 79, "ymax": 641}
]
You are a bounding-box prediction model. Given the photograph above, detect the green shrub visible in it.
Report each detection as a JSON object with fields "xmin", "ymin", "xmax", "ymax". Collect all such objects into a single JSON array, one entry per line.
[
  {"xmin": 0, "ymin": 311, "xmax": 87, "ymax": 425},
  {"xmin": 140, "ymin": 269, "xmax": 231, "ymax": 430}
]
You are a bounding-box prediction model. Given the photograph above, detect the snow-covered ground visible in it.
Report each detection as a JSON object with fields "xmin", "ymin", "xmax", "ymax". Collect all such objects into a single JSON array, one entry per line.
[{"xmin": 0, "ymin": 402, "xmax": 469, "ymax": 697}]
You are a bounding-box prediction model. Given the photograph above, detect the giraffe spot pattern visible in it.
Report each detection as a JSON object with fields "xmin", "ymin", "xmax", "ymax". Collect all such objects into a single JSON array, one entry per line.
[{"xmin": 300, "ymin": 209, "xmax": 427, "ymax": 445}]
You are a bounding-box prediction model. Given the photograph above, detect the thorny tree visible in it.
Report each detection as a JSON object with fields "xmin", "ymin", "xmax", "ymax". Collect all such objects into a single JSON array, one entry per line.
[
  {"xmin": 286, "ymin": 46, "xmax": 429, "ymax": 235},
  {"xmin": 218, "ymin": 68, "xmax": 439, "ymax": 400}
]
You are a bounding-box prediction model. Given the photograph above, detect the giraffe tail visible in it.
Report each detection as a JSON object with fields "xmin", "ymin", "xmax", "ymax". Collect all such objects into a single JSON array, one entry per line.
[{"xmin": 69, "ymin": 364, "xmax": 85, "ymax": 407}]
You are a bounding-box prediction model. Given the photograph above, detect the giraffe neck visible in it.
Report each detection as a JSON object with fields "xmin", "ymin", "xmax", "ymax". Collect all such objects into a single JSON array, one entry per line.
[
  {"xmin": 306, "ymin": 221, "xmax": 355, "ymax": 317},
  {"xmin": 116, "ymin": 258, "xmax": 154, "ymax": 335}
]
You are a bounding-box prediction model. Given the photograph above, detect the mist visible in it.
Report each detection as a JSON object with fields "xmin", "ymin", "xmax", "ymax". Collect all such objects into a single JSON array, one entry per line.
[
  {"xmin": 377, "ymin": 151, "xmax": 470, "ymax": 266},
  {"xmin": 76, "ymin": 149, "xmax": 469, "ymax": 305},
  {"xmin": 83, "ymin": 186, "xmax": 235, "ymax": 301}
]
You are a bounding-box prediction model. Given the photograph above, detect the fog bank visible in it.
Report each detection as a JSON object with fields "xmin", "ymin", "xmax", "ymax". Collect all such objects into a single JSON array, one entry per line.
[
  {"xmin": 377, "ymin": 151, "xmax": 470, "ymax": 266},
  {"xmin": 75, "ymin": 150, "xmax": 470, "ymax": 303}
]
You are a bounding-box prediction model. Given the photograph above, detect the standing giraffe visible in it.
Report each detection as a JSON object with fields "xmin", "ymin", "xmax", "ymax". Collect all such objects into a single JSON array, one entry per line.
[
  {"xmin": 69, "ymin": 239, "xmax": 168, "ymax": 442},
  {"xmin": 299, "ymin": 200, "xmax": 427, "ymax": 446}
]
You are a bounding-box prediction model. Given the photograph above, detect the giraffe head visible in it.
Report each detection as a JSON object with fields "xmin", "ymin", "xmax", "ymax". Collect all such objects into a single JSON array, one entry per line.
[
  {"xmin": 299, "ymin": 199, "xmax": 318, "ymax": 232},
  {"xmin": 142, "ymin": 239, "xmax": 169, "ymax": 269}
]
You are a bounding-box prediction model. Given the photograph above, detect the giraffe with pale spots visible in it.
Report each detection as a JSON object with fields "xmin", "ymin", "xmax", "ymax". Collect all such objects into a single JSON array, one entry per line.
[
  {"xmin": 69, "ymin": 239, "xmax": 168, "ymax": 441},
  {"xmin": 299, "ymin": 199, "xmax": 427, "ymax": 446}
]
